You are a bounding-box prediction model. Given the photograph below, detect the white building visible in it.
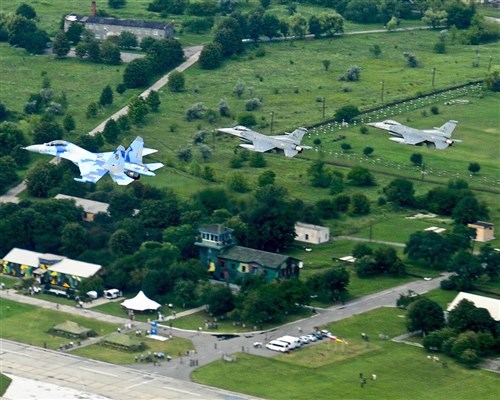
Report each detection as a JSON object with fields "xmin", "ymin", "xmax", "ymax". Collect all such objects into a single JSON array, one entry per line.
[
  {"xmin": 447, "ymin": 292, "xmax": 500, "ymax": 321},
  {"xmin": 295, "ymin": 222, "xmax": 330, "ymax": 244}
]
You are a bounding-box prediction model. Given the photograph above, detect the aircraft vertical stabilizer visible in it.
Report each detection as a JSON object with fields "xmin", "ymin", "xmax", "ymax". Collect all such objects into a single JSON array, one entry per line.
[
  {"xmin": 288, "ymin": 127, "xmax": 308, "ymax": 143},
  {"xmin": 125, "ymin": 136, "xmax": 145, "ymax": 164}
]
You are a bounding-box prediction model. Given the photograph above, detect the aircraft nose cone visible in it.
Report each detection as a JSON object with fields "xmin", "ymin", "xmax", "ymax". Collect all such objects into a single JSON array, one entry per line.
[{"xmin": 23, "ymin": 144, "xmax": 43, "ymax": 153}]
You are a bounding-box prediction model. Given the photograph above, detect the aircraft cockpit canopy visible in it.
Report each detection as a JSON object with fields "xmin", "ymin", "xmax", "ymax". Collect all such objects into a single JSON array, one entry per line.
[
  {"xmin": 46, "ymin": 140, "xmax": 68, "ymax": 146},
  {"xmin": 233, "ymin": 126, "xmax": 251, "ymax": 132}
]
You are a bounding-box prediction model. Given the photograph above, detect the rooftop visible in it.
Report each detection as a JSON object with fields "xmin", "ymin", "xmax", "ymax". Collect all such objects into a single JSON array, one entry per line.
[
  {"xmin": 219, "ymin": 245, "xmax": 293, "ymax": 269},
  {"xmin": 55, "ymin": 194, "xmax": 109, "ymax": 215},
  {"xmin": 447, "ymin": 292, "xmax": 500, "ymax": 321}
]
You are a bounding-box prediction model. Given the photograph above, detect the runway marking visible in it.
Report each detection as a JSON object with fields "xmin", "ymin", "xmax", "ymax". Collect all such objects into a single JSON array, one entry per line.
[
  {"xmin": 3, "ymin": 350, "xmax": 32, "ymax": 358},
  {"xmin": 163, "ymin": 386, "xmax": 202, "ymax": 397},
  {"xmin": 125, "ymin": 379, "xmax": 156, "ymax": 390},
  {"xmin": 78, "ymin": 367, "xmax": 118, "ymax": 377}
]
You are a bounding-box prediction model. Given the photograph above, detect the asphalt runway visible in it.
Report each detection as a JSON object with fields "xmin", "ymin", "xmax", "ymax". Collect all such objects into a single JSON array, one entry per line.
[{"xmin": 0, "ymin": 339, "xmax": 261, "ymax": 400}]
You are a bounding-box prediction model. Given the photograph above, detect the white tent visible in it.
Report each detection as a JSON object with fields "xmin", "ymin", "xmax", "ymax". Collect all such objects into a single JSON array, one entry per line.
[{"xmin": 121, "ymin": 291, "xmax": 161, "ymax": 311}]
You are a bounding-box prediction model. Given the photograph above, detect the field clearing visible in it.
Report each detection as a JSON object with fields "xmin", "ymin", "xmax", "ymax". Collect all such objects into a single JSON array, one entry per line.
[
  {"xmin": 0, "ymin": 297, "xmax": 118, "ymax": 349},
  {"xmin": 193, "ymin": 308, "xmax": 500, "ymax": 400}
]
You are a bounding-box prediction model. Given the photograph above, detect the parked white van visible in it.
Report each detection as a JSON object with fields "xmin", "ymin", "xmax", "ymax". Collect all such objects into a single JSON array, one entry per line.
[
  {"xmin": 276, "ymin": 335, "xmax": 302, "ymax": 349},
  {"xmin": 104, "ymin": 289, "xmax": 121, "ymax": 299},
  {"xmin": 265, "ymin": 340, "xmax": 290, "ymax": 353}
]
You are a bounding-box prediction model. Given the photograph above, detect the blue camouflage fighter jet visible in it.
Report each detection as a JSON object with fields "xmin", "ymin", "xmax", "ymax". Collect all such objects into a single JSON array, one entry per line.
[{"xmin": 24, "ymin": 136, "xmax": 163, "ymax": 185}]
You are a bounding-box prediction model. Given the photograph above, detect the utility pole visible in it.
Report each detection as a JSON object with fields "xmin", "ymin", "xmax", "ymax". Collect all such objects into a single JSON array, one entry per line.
[
  {"xmin": 270, "ymin": 111, "xmax": 274, "ymax": 134},
  {"xmin": 380, "ymin": 81, "xmax": 384, "ymax": 103},
  {"xmin": 322, "ymin": 97, "xmax": 326, "ymax": 118},
  {"xmin": 432, "ymin": 68, "xmax": 436, "ymax": 88}
]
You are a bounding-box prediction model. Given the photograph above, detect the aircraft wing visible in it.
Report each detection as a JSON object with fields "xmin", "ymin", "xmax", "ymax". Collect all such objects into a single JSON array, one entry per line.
[
  {"xmin": 400, "ymin": 132, "xmax": 426, "ymax": 145},
  {"xmin": 252, "ymin": 139, "xmax": 276, "ymax": 153},
  {"xmin": 108, "ymin": 172, "xmax": 135, "ymax": 185},
  {"xmin": 74, "ymin": 157, "xmax": 110, "ymax": 184}
]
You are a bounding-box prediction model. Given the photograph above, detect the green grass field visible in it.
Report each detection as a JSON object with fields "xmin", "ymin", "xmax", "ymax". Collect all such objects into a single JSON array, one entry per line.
[
  {"xmin": 0, "ymin": 297, "xmax": 118, "ymax": 349},
  {"xmin": 192, "ymin": 308, "xmax": 500, "ymax": 400},
  {"xmin": 0, "ymin": 374, "xmax": 11, "ymax": 397}
]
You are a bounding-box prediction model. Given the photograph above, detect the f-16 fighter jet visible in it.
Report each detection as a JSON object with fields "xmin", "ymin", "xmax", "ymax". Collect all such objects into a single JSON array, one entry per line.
[
  {"xmin": 367, "ymin": 120, "xmax": 460, "ymax": 149},
  {"xmin": 218, "ymin": 125, "xmax": 311, "ymax": 157}
]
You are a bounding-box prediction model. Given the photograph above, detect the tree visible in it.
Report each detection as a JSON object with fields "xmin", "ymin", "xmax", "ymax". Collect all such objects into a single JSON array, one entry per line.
[
  {"xmin": 66, "ymin": 23, "xmax": 84, "ymax": 45},
  {"xmin": 485, "ymin": 66, "xmax": 500, "ymax": 92},
  {"xmin": 363, "ymin": 146, "xmax": 374, "ymax": 157},
  {"xmin": 448, "ymin": 250, "xmax": 483, "ymax": 291},
  {"xmin": 452, "ymin": 196, "xmax": 488, "ymax": 225},
  {"xmin": 349, "ymin": 193, "xmax": 370, "ymax": 215},
  {"xmin": 199, "ymin": 42, "xmax": 223, "ymax": 69},
  {"xmin": 203, "ymin": 285, "xmax": 235, "ymax": 316},
  {"xmin": 384, "ymin": 178, "xmax": 415, "ymax": 207},
  {"xmin": 410, "ymin": 152, "xmax": 423, "ymax": 166},
  {"xmin": 123, "ymin": 58, "xmax": 153, "ymax": 88},
  {"xmin": 228, "ymin": 172, "xmax": 250, "ymax": 193},
  {"xmin": 405, "ymin": 231, "xmax": 450, "ymax": 269},
  {"xmin": 468, "ymin": 162, "xmax": 481, "ymax": 175},
  {"xmin": 407, "ymin": 298, "xmax": 445, "ymax": 334},
  {"xmin": 100, "ymin": 40, "xmax": 121, "ymax": 65},
  {"xmin": 118, "ymin": 31, "xmax": 137, "ymax": 49},
  {"xmin": 103, "ymin": 118, "xmax": 120, "ymax": 143},
  {"xmin": 262, "ymin": 14, "xmax": 281, "ymax": 40},
  {"xmin": 146, "ymin": 38, "xmax": 184, "ymax": 73},
  {"xmin": 16, "ymin": 3, "xmax": 36, "ymax": 19},
  {"xmin": 347, "ymin": 166, "xmax": 375, "ymax": 186},
  {"xmin": 25, "ymin": 161, "xmax": 63, "ymax": 198},
  {"xmin": 306, "ymin": 268, "xmax": 349, "ymax": 303},
  {"xmin": 339, "ymin": 65, "xmax": 361, "ymax": 82},
  {"xmin": 168, "ymin": 71, "xmax": 185, "ymax": 92},
  {"xmin": 186, "ymin": 103, "xmax": 206, "ymax": 121},
  {"xmin": 52, "ymin": 31, "xmax": 71, "ymax": 58},
  {"xmin": 334, "ymin": 105, "xmax": 360, "ymax": 123},
  {"xmin": 386, "ymin": 16, "xmax": 398, "ymax": 31},
  {"xmin": 309, "ymin": 15, "xmax": 322, "ymax": 38},
  {"xmin": 62, "ymin": 114, "xmax": 76, "ymax": 133},
  {"xmin": 86, "ymin": 102, "xmax": 99, "ymax": 119},
  {"xmin": 404, "ymin": 52, "xmax": 419, "ymax": 68},
  {"xmin": 146, "ymin": 90, "xmax": 161, "ymax": 112},
  {"xmin": 289, "ymin": 13, "xmax": 308, "ymax": 39},
  {"xmin": 478, "ymin": 244, "xmax": 500, "ymax": 280},
  {"xmin": 369, "ymin": 44, "xmax": 382, "ymax": 58},
  {"xmin": 249, "ymin": 152, "xmax": 266, "ymax": 168},
  {"xmin": 127, "ymin": 96, "xmax": 149, "ymax": 124},
  {"xmin": 245, "ymin": 185, "xmax": 298, "ymax": 252},
  {"xmin": 258, "ymin": 170, "xmax": 276, "ymax": 187},
  {"xmin": 0, "ymin": 156, "xmax": 19, "ymax": 189},
  {"xmin": 109, "ymin": 229, "xmax": 136, "ymax": 255},
  {"xmin": 33, "ymin": 119, "xmax": 64, "ymax": 144},
  {"xmin": 109, "ymin": 0, "xmax": 127, "ymax": 8},
  {"xmin": 61, "ymin": 222, "xmax": 89, "ymax": 257},
  {"xmin": 99, "ymin": 85, "xmax": 114, "ymax": 107},
  {"xmin": 319, "ymin": 12, "xmax": 344, "ymax": 37},
  {"xmin": 308, "ymin": 160, "xmax": 332, "ymax": 188},
  {"xmin": 108, "ymin": 192, "xmax": 137, "ymax": 219},
  {"xmin": 422, "ymin": 9, "xmax": 448, "ymax": 28}
]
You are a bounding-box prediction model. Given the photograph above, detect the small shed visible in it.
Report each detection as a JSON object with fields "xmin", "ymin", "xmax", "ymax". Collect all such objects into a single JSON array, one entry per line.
[
  {"xmin": 467, "ymin": 221, "xmax": 495, "ymax": 242},
  {"xmin": 295, "ymin": 222, "xmax": 330, "ymax": 244}
]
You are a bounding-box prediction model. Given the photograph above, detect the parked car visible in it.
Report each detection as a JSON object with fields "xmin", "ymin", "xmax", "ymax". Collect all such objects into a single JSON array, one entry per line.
[
  {"xmin": 104, "ymin": 289, "xmax": 121, "ymax": 299},
  {"xmin": 276, "ymin": 335, "xmax": 302, "ymax": 349},
  {"xmin": 266, "ymin": 340, "xmax": 291, "ymax": 353},
  {"xmin": 299, "ymin": 335, "xmax": 310, "ymax": 344},
  {"xmin": 306, "ymin": 334, "xmax": 318, "ymax": 342}
]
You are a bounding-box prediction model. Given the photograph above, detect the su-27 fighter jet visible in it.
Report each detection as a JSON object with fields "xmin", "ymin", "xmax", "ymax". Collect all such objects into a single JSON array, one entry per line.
[
  {"xmin": 218, "ymin": 125, "xmax": 311, "ymax": 158},
  {"xmin": 367, "ymin": 120, "xmax": 461, "ymax": 150},
  {"xmin": 24, "ymin": 136, "xmax": 163, "ymax": 185}
]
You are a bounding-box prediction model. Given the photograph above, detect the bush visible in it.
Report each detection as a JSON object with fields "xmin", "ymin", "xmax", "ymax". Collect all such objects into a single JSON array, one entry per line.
[
  {"xmin": 430, "ymin": 105, "xmax": 439, "ymax": 115},
  {"xmin": 185, "ymin": 102, "xmax": 206, "ymax": 121},
  {"xmin": 237, "ymin": 112, "xmax": 257, "ymax": 126},
  {"xmin": 245, "ymin": 98, "xmax": 262, "ymax": 111}
]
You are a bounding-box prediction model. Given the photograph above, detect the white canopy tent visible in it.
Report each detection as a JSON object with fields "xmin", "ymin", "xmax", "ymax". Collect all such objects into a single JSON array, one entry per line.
[{"xmin": 121, "ymin": 291, "xmax": 161, "ymax": 311}]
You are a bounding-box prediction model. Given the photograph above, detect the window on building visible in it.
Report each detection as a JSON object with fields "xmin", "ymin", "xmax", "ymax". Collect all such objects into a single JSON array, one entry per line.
[
  {"xmin": 305, "ymin": 234, "xmax": 309, "ymax": 240},
  {"xmin": 241, "ymin": 265, "xmax": 246, "ymax": 273}
]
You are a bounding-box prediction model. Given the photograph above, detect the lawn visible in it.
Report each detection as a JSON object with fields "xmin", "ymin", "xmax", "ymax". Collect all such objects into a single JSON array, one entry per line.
[
  {"xmin": 0, "ymin": 374, "xmax": 11, "ymax": 397},
  {"xmin": 90, "ymin": 300, "xmax": 163, "ymax": 323},
  {"xmin": 192, "ymin": 308, "xmax": 500, "ymax": 400},
  {"xmin": 0, "ymin": 297, "xmax": 118, "ymax": 349}
]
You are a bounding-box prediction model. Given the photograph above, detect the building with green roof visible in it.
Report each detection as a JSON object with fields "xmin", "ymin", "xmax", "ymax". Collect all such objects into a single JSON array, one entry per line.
[{"xmin": 195, "ymin": 224, "xmax": 301, "ymax": 283}]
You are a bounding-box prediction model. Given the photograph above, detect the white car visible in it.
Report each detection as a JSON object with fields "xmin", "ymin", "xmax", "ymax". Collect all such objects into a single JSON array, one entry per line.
[
  {"xmin": 265, "ymin": 340, "xmax": 290, "ymax": 353},
  {"xmin": 299, "ymin": 335, "xmax": 310, "ymax": 344},
  {"xmin": 306, "ymin": 334, "xmax": 318, "ymax": 342}
]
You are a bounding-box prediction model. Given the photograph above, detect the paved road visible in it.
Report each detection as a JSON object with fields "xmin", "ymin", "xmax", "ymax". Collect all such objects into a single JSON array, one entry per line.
[{"xmin": 0, "ymin": 339, "xmax": 261, "ymax": 400}]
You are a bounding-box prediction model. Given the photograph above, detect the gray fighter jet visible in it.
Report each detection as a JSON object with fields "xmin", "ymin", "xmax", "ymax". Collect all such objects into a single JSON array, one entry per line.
[
  {"xmin": 367, "ymin": 119, "xmax": 460, "ymax": 149},
  {"xmin": 218, "ymin": 125, "xmax": 311, "ymax": 157}
]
